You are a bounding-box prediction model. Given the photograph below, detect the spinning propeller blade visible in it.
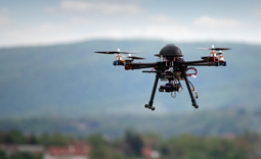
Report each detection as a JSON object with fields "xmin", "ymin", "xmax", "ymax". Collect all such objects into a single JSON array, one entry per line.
[
  {"xmin": 95, "ymin": 49, "xmax": 144, "ymax": 59},
  {"xmin": 128, "ymin": 56, "xmax": 145, "ymax": 60},
  {"xmin": 95, "ymin": 51, "xmax": 138, "ymax": 54},
  {"xmin": 95, "ymin": 51, "xmax": 120, "ymax": 54},
  {"xmin": 198, "ymin": 45, "xmax": 230, "ymax": 51},
  {"xmin": 209, "ymin": 47, "xmax": 230, "ymax": 51}
]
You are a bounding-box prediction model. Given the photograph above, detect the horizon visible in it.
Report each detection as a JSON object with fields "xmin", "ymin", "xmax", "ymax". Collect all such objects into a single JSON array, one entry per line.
[{"xmin": 1, "ymin": 38, "xmax": 260, "ymax": 49}]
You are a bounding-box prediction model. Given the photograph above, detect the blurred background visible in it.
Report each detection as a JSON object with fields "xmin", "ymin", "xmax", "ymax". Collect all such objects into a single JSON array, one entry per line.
[{"xmin": 0, "ymin": 0, "xmax": 261, "ymax": 159}]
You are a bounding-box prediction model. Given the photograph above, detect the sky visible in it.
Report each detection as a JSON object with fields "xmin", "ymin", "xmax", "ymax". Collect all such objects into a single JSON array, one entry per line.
[{"xmin": 0, "ymin": 0, "xmax": 261, "ymax": 47}]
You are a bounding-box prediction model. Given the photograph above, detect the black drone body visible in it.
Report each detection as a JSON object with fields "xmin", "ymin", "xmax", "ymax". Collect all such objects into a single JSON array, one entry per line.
[
  {"xmin": 157, "ymin": 44, "xmax": 183, "ymax": 57},
  {"xmin": 95, "ymin": 44, "xmax": 229, "ymax": 111}
]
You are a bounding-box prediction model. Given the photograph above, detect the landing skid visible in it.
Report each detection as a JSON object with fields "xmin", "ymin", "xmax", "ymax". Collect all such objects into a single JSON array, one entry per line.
[
  {"xmin": 144, "ymin": 67, "xmax": 199, "ymax": 111},
  {"xmin": 145, "ymin": 104, "xmax": 155, "ymax": 111}
]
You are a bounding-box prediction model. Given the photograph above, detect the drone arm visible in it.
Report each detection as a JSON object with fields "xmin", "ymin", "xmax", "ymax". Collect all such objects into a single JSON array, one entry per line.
[
  {"xmin": 179, "ymin": 60, "xmax": 207, "ymax": 65},
  {"xmin": 186, "ymin": 62, "xmax": 226, "ymax": 66},
  {"xmin": 125, "ymin": 62, "xmax": 159, "ymax": 70},
  {"xmin": 127, "ymin": 62, "xmax": 158, "ymax": 66},
  {"xmin": 186, "ymin": 63, "xmax": 218, "ymax": 66}
]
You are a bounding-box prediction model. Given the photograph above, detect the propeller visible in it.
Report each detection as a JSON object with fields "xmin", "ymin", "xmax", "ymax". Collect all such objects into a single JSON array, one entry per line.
[
  {"xmin": 95, "ymin": 48, "xmax": 144, "ymax": 60},
  {"xmin": 128, "ymin": 56, "xmax": 145, "ymax": 60},
  {"xmin": 125, "ymin": 53, "xmax": 145, "ymax": 60},
  {"xmin": 95, "ymin": 48, "xmax": 138, "ymax": 55},
  {"xmin": 198, "ymin": 45, "xmax": 230, "ymax": 51},
  {"xmin": 95, "ymin": 51, "xmax": 138, "ymax": 54}
]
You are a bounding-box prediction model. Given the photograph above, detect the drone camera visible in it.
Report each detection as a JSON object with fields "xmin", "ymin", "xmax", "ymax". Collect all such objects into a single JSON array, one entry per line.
[{"xmin": 159, "ymin": 83, "xmax": 180, "ymax": 92}]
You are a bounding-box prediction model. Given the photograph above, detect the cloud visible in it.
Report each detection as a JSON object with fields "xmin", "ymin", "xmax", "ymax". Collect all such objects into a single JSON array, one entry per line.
[
  {"xmin": 0, "ymin": 23, "xmax": 79, "ymax": 47},
  {"xmin": 60, "ymin": 0, "xmax": 142, "ymax": 14},
  {"xmin": 68, "ymin": 13, "xmax": 192, "ymax": 40},
  {"xmin": 253, "ymin": 8, "xmax": 261, "ymax": 17},
  {"xmin": 1, "ymin": 2, "xmax": 261, "ymax": 47},
  {"xmin": 70, "ymin": 17, "xmax": 93, "ymax": 25},
  {"xmin": 193, "ymin": 16, "xmax": 239, "ymax": 28},
  {"xmin": 0, "ymin": 16, "xmax": 10, "ymax": 25},
  {"xmin": 0, "ymin": 7, "xmax": 9, "ymax": 14},
  {"xmin": 43, "ymin": 7, "xmax": 57, "ymax": 13},
  {"xmin": 140, "ymin": 16, "xmax": 192, "ymax": 40},
  {"xmin": 0, "ymin": 7, "xmax": 10, "ymax": 25}
]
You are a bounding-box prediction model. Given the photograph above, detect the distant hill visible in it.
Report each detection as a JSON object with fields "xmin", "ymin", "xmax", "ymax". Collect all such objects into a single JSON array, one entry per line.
[
  {"xmin": 1, "ymin": 107, "xmax": 260, "ymax": 137},
  {"xmin": 0, "ymin": 39, "xmax": 261, "ymax": 118}
]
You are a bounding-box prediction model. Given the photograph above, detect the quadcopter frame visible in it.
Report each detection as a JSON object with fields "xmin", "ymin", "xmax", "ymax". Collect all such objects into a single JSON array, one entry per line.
[{"xmin": 95, "ymin": 44, "xmax": 229, "ymax": 111}]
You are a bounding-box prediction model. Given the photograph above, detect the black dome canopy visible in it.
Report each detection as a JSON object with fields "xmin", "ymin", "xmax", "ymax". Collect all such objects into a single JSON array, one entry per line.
[{"xmin": 159, "ymin": 44, "xmax": 183, "ymax": 57}]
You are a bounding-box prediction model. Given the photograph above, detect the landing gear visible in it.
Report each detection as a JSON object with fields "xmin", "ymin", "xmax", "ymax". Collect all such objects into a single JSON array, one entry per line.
[
  {"xmin": 144, "ymin": 66, "xmax": 199, "ymax": 111},
  {"xmin": 144, "ymin": 73, "xmax": 160, "ymax": 111},
  {"xmin": 145, "ymin": 104, "xmax": 155, "ymax": 111},
  {"xmin": 181, "ymin": 67, "xmax": 199, "ymax": 109}
]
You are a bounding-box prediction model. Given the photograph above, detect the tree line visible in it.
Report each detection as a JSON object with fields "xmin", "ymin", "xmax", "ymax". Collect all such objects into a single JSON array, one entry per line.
[{"xmin": 0, "ymin": 130, "xmax": 261, "ymax": 159}]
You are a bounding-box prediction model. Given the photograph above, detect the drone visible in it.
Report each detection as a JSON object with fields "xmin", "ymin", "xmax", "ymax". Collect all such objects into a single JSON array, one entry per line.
[{"xmin": 95, "ymin": 44, "xmax": 229, "ymax": 111}]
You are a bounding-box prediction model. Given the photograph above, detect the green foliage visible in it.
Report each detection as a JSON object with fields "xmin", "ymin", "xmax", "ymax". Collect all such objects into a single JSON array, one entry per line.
[
  {"xmin": 37, "ymin": 132, "xmax": 74, "ymax": 147},
  {"xmin": 1, "ymin": 108, "xmax": 260, "ymax": 138},
  {"xmin": 8, "ymin": 152, "xmax": 39, "ymax": 159},
  {"xmin": 0, "ymin": 130, "xmax": 260, "ymax": 159},
  {"xmin": 123, "ymin": 130, "xmax": 143, "ymax": 157},
  {"xmin": 0, "ymin": 150, "xmax": 7, "ymax": 159},
  {"xmin": 85, "ymin": 131, "xmax": 259, "ymax": 159},
  {"xmin": 87, "ymin": 134, "xmax": 107, "ymax": 147},
  {"xmin": 0, "ymin": 130, "xmax": 74, "ymax": 147},
  {"xmin": 0, "ymin": 130, "xmax": 30, "ymax": 144},
  {"xmin": 87, "ymin": 134, "xmax": 127, "ymax": 159},
  {"xmin": 89, "ymin": 144, "xmax": 112, "ymax": 159},
  {"xmin": 159, "ymin": 134, "xmax": 250, "ymax": 159},
  {"xmin": 0, "ymin": 150, "xmax": 41, "ymax": 159}
]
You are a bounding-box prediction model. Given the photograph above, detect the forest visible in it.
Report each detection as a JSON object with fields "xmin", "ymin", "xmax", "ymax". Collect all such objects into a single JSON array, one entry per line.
[{"xmin": 0, "ymin": 130, "xmax": 261, "ymax": 159}]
